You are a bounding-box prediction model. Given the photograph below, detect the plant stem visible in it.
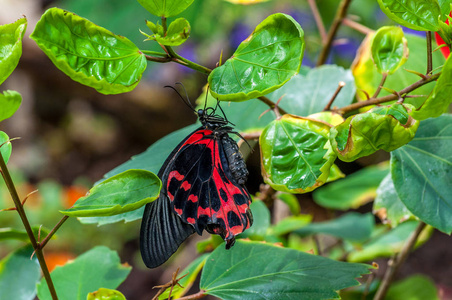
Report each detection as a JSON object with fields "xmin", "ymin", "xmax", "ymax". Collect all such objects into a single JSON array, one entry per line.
[
  {"xmin": 372, "ymin": 73, "xmax": 388, "ymax": 98},
  {"xmin": 342, "ymin": 18, "xmax": 373, "ymax": 35},
  {"xmin": 176, "ymin": 290, "xmax": 207, "ymax": 300},
  {"xmin": 336, "ymin": 72, "xmax": 440, "ymax": 114},
  {"xmin": 426, "ymin": 31, "xmax": 433, "ymax": 74},
  {"xmin": 374, "ymin": 222, "xmax": 427, "ymax": 300},
  {"xmin": 141, "ymin": 50, "xmax": 169, "ymax": 57},
  {"xmin": 316, "ymin": 0, "xmax": 353, "ymax": 66},
  {"xmin": 166, "ymin": 46, "xmax": 212, "ymax": 75},
  {"xmin": 40, "ymin": 215, "xmax": 69, "ymax": 249},
  {"xmin": 258, "ymin": 95, "xmax": 288, "ymax": 115},
  {"xmin": 0, "ymin": 152, "xmax": 58, "ymax": 300},
  {"xmin": 307, "ymin": 0, "xmax": 327, "ymax": 42},
  {"xmin": 323, "ymin": 81, "xmax": 346, "ymax": 111}
]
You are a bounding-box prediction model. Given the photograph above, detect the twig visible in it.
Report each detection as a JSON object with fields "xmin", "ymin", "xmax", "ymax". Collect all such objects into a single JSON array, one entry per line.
[
  {"xmin": 152, "ymin": 268, "xmax": 188, "ymax": 300},
  {"xmin": 373, "ymin": 222, "xmax": 427, "ymax": 300},
  {"xmin": 307, "ymin": 0, "xmax": 327, "ymax": 42},
  {"xmin": 176, "ymin": 290, "xmax": 207, "ymax": 300},
  {"xmin": 336, "ymin": 72, "xmax": 440, "ymax": 114},
  {"xmin": 258, "ymin": 96, "xmax": 288, "ymax": 115},
  {"xmin": 426, "ymin": 31, "xmax": 433, "ymax": 74},
  {"xmin": 0, "ymin": 152, "xmax": 58, "ymax": 299},
  {"xmin": 342, "ymin": 18, "xmax": 373, "ymax": 35},
  {"xmin": 372, "ymin": 73, "xmax": 388, "ymax": 98},
  {"xmin": 316, "ymin": 0, "xmax": 353, "ymax": 66},
  {"xmin": 323, "ymin": 81, "xmax": 346, "ymax": 111},
  {"xmin": 39, "ymin": 215, "xmax": 70, "ymax": 249}
]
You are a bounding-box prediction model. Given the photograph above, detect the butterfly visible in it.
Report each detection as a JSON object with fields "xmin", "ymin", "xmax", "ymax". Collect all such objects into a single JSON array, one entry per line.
[{"xmin": 140, "ymin": 98, "xmax": 253, "ymax": 268}]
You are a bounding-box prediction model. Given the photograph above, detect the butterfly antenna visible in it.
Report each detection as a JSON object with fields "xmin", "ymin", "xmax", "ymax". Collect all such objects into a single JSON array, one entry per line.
[
  {"xmin": 164, "ymin": 84, "xmax": 195, "ymax": 112},
  {"xmin": 216, "ymin": 101, "xmax": 235, "ymax": 126}
]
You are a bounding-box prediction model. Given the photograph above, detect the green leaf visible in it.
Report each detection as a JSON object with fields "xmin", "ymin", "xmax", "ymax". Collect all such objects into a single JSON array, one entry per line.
[
  {"xmin": 270, "ymin": 215, "xmax": 312, "ymax": 236},
  {"xmin": 371, "ymin": 26, "xmax": 408, "ymax": 74},
  {"xmin": 438, "ymin": 0, "xmax": 452, "ymax": 18},
  {"xmin": 0, "ymin": 131, "xmax": 12, "ymax": 164},
  {"xmin": 330, "ymin": 103, "xmax": 419, "ymax": 162},
  {"xmin": 275, "ymin": 192, "xmax": 301, "ymax": 215},
  {"xmin": 208, "ymin": 13, "xmax": 304, "ymax": 101},
  {"xmin": 87, "ymin": 288, "xmax": 126, "ymax": 300},
  {"xmin": 260, "ymin": 115, "xmax": 336, "ymax": 193},
  {"xmin": 152, "ymin": 18, "xmax": 190, "ymax": 46},
  {"xmin": 391, "ymin": 114, "xmax": 452, "ymax": 234},
  {"xmin": 412, "ymin": 54, "xmax": 452, "ymax": 120},
  {"xmin": 137, "ymin": 0, "xmax": 194, "ymax": 17},
  {"xmin": 0, "ymin": 90, "xmax": 21, "ymax": 122},
  {"xmin": 373, "ymin": 174, "xmax": 415, "ymax": 227},
  {"xmin": 0, "ymin": 226, "xmax": 51, "ymax": 241},
  {"xmin": 61, "ymin": 169, "xmax": 161, "ymax": 217},
  {"xmin": 326, "ymin": 164, "xmax": 345, "ymax": 183},
  {"xmin": 158, "ymin": 254, "xmax": 209, "ymax": 299},
  {"xmin": 238, "ymin": 200, "xmax": 270, "ymax": 239},
  {"xmin": 377, "ymin": 0, "xmax": 441, "ymax": 31},
  {"xmin": 385, "ymin": 275, "xmax": 439, "ymax": 300},
  {"xmin": 347, "ymin": 221, "xmax": 431, "ymax": 262},
  {"xmin": 313, "ymin": 163, "xmax": 389, "ymax": 210},
  {"xmin": 30, "ymin": 8, "xmax": 146, "ymax": 95},
  {"xmin": 79, "ymin": 124, "xmax": 198, "ymax": 225},
  {"xmin": 295, "ymin": 212, "xmax": 375, "ymax": 243},
  {"xmin": 0, "ymin": 245, "xmax": 41, "ymax": 300},
  {"xmin": 353, "ymin": 33, "xmax": 444, "ymax": 108},
  {"xmin": 0, "ymin": 17, "xmax": 27, "ymax": 85},
  {"xmin": 200, "ymin": 240, "xmax": 371, "ymax": 300},
  {"xmin": 271, "ymin": 65, "xmax": 356, "ymax": 116},
  {"xmin": 37, "ymin": 246, "xmax": 131, "ymax": 300}
]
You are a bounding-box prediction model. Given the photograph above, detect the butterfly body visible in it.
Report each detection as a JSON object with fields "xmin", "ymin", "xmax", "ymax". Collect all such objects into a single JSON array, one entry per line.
[{"xmin": 140, "ymin": 107, "xmax": 253, "ymax": 268}]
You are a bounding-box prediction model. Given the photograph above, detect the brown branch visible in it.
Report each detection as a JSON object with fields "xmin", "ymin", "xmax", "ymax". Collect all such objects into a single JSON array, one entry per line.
[
  {"xmin": 323, "ymin": 81, "xmax": 346, "ymax": 111},
  {"xmin": 374, "ymin": 222, "xmax": 427, "ymax": 300},
  {"xmin": 426, "ymin": 31, "xmax": 433, "ymax": 74},
  {"xmin": 336, "ymin": 72, "xmax": 440, "ymax": 114},
  {"xmin": 39, "ymin": 215, "xmax": 69, "ymax": 249},
  {"xmin": 316, "ymin": 0, "xmax": 353, "ymax": 66},
  {"xmin": 258, "ymin": 96, "xmax": 288, "ymax": 115},
  {"xmin": 176, "ymin": 290, "xmax": 207, "ymax": 300},
  {"xmin": 307, "ymin": 0, "xmax": 327, "ymax": 42},
  {"xmin": 342, "ymin": 18, "xmax": 373, "ymax": 35},
  {"xmin": 372, "ymin": 73, "xmax": 388, "ymax": 98}
]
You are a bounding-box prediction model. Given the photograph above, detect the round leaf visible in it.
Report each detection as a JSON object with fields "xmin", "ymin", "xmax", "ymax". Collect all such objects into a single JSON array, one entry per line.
[
  {"xmin": 200, "ymin": 240, "xmax": 371, "ymax": 300},
  {"xmin": 87, "ymin": 288, "xmax": 125, "ymax": 300},
  {"xmin": 260, "ymin": 115, "xmax": 336, "ymax": 193},
  {"xmin": 391, "ymin": 114, "xmax": 452, "ymax": 234},
  {"xmin": 0, "ymin": 131, "xmax": 12, "ymax": 164},
  {"xmin": 377, "ymin": 0, "xmax": 441, "ymax": 31},
  {"xmin": 371, "ymin": 26, "xmax": 408, "ymax": 74},
  {"xmin": 0, "ymin": 17, "xmax": 27, "ymax": 85},
  {"xmin": 60, "ymin": 169, "xmax": 161, "ymax": 217},
  {"xmin": 208, "ymin": 13, "xmax": 305, "ymax": 101},
  {"xmin": 137, "ymin": 0, "xmax": 194, "ymax": 17},
  {"xmin": 330, "ymin": 103, "xmax": 419, "ymax": 162},
  {"xmin": 0, "ymin": 90, "xmax": 22, "ymax": 122},
  {"xmin": 37, "ymin": 246, "xmax": 131, "ymax": 300},
  {"xmin": 30, "ymin": 8, "xmax": 147, "ymax": 95}
]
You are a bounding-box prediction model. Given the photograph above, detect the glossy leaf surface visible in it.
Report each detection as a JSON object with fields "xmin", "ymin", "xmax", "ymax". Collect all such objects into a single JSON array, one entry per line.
[
  {"xmin": 0, "ymin": 90, "xmax": 21, "ymax": 122},
  {"xmin": 0, "ymin": 17, "xmax": 27, "ymax": 85},
  {"xmin": 371, "ymin": 26, "xmax": 408, "ymax": 74},
  {"xmin": 0, "ymin": 131, "xmax": 12, "ymax": 164},
  {"xmin": 313, "ymin": 163, "xmax": 389, "ymax": 210},
  {"xmin": 137, "ymin": 0, "xmax": 194, "ymax": 17},
  {"xmin": 271, "ymin": 65, "xmax": 355, "ymax": 116},
  {"xmin": 377, "ymin": 0, "xmax": 441, "ymax": 31},
  {"xmin": 37, "ymin": 246, "xmax": 131, "ymax": 300},
  {"xmin": 260, "ymin": 115, "xmax": 336, "ymax": 193},
  {"xmin": 373, "ymin": 174, "xmax": 415, "ymax": 227},
  {"xmin": 87, "ymin": 288, "xmax": 126, "ymax": 300},
  {"xmin": 391, "ymin": 114, "xmax": 452, "ymax": 234},
  {"xmin": 61, "ymin": 169, "xmax": 160, "ymax": 217},
  {"xmin": 31, "ymin": 8, "xmax": 146, "ymax": 94},
  {"xmin": 0, "ymin": 246, "xmax": 40, "ymax": 300},
  {"xmin": 209, "ymin": 13, "xmax": 304, "ymax": 101},
  {"xmin": 412, "ymin": 53, "xmax": 452, "ymax": 120},
  {"xmin": 201, "ymin": 240, "xmax": 371, "ymax": 300},
  {"xmin": 295, "ymin": 212, "xmax": 375, "ymax": 243},
  {"xmin": 330, "ymin": 103, "xmax": 419, "ymax": 162}
]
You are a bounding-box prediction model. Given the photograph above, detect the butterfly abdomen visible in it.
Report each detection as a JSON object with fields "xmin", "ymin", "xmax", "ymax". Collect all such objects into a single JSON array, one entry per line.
[{"xmin": 221, "ymin": 135, "xmax": 249, "ymax": 185}]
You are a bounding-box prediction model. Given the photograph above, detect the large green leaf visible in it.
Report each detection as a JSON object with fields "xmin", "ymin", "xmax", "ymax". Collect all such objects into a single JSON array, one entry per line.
[
  {"xmin": 412, "ymin": 53, "xmax": 452, "ymax": 120},
  {"xmin": 60, "ymin": 169, "xmax": 161, "ymax": 217},
  {"xmin": 377, "ymin": 0, "xmax": 441, "ymax": 31},
  {"xmin": 260, "ymin": 115, "xmax": 336, "ymax": 193},
  {"xmin": 31, "ymin": 8, "xmax": 146, "ymax": 95},
  {"xmin": 313, "ymin": 163, "xmax": 389, "ymax": 210},
  {"xmin": 37, "ymin": 246, "xmax": 131, "ymax": 300},
  {"xmin": 137, "ymin": 0, "xmax": 194, "ymax": 17},
  {"xmin": 373, "ymin": 174, "xmax": 415, "ymax": 227},
  {"xmin": 371, "ymin": 26, "xmax": 408, "ymax": 75},
  {"xmin": 438, "ymin": 0, "xmax": 452, "ymax": 17},
  {"xmin": 0, "ymin": 90, "xmax": 21, "ymax": 122},
  {"xmin": 0, "ymin": 245, "xmax": 41, "ymax": 300},
  {"xmin": 0, "ymin": 131, "xmax": 12, "ymax": 164},
  {"xmin": 208, "ymin": 13, "xmax": 304, "ymax": 101},
  {"xmin": 238, "ymin": 199, "xmax": 271, "ymax": 239},
  {"xmin": 330, "ymin": 103, "xmax": 419, "ymax": 162},
  {"xmin": 0, "ymin": 17, "xmax": 27, "ymax": 85},
  {"xmin": 200, "ymin": 240, "xmax": 371, "ymax": 300},
  {"xmin": 391, "ymin": 114, "xmax": 452, "ymax": 234},
  {"xmin": 353, "ymin": 33, "xmax": 444, "ymax": 108},
  {"xmin": 385, "ymin": 275, "xmax": 439, "ymax": 300},
  {"xmin": 79, "ymin": 124, "xmax": 198, "ymax": 225},
  {"xmin": 270, "ymin": 65, "xmax": 356, "ymax": 117},
  {"xmin": 295, "ymin": 212, "xmax": 375, "ymax": 243}
]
